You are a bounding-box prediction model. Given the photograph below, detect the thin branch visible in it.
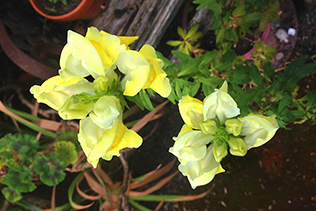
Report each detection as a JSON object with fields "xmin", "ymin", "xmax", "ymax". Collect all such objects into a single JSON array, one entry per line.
[{"xmin": 117, "ymin": 150, "xmax": 130, "ymax": 211}]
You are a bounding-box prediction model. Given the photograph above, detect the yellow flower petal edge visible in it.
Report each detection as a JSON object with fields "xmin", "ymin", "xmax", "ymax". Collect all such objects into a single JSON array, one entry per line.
[
  {"xmin": 78, "ymin": 117, "xmax": 118, "ymax": 168},
  {"xmin": 78, "ymin": 116, "xmax": 142, "ymax": 168},
  {"xmin": 178, "ymin": 145, "xmax": 225, "ymax": 189},
  {"xmin": 89, "ymin": 95, "xmax": 122, "ymax": 129},
  {"xmin": 139, "ymin": 44, "xmax": 171, "ymax": 97},
  {"xmin": 179, "ymin": 95, "xmax": 203, "ymax": 129},
  {"xmin": 117, "ymin": 50, "xmax": 150, "ymax": 96},
  {"xmin": 100, "ymin": 31, "xmax": 139, "ymax": 48},
  {"xmin": 59, "ymin": 30, "xmax": 105, "ymax": 80},
  {"xmin": 172, "ymin": 124, "xmax": 193, "ymax": 141},
  {"xmin": 203, "ymin": 81, "xmax": 240, "ymax": 124},
  {"xmin": 239, "ymin": 113, "xmax": 279, "ymax": 149},
  {"xmin": 169, "ymin": 130, "xmax": 212, "ymax": 164},
  {"xmin": 86, "ymin": 27, "xmax": 126, "ymax": 72},
  {"xmin": 29, "ymin": 76, "xmax": 94, "ymax": 111},
  {"xmin": 102, "ymin": 119, "xmax": 142, "ymax": 161}
]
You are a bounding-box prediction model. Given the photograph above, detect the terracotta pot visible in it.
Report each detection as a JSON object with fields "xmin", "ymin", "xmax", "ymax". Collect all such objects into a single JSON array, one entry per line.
[
  {"xmin": 29, "ymin": 0, "xmax": 104, "ymax": 22},
  {"xmin": 242, "ymin": 23, "xmax": 271, "ymax": 58}
]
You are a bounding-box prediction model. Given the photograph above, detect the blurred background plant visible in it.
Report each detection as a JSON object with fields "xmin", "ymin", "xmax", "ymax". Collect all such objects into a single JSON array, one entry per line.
[{"xmin": 193, "ymin": 0, "xmax": 280, "ymax": 51}]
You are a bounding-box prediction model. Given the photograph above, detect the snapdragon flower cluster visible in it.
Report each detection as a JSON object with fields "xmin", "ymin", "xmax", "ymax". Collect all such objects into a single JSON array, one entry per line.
[
  {"xmin": 30, "ymin": 27, "xmax": 171, "ymax": 168},
  {"xmin": 169, "ymin": 81, "xmax": 279, "ymax": 189}
]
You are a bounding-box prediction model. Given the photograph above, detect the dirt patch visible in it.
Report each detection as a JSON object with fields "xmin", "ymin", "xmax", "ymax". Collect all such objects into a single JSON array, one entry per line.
[{"xmin": 38, "ymin": 0, "xmax": 82, "ymax": 16}]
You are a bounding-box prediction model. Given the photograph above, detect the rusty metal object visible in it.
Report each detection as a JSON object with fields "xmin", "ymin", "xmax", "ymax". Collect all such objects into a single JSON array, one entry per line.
[{"xmin": 0, "ymin": 20, "xmax": 57, "ymax": 80}]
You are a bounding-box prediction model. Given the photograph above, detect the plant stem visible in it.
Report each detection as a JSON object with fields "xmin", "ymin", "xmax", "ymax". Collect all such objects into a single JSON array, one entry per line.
[{"xmin": 117, "ymin": 150, "xmax": 130, "ymax": 211}]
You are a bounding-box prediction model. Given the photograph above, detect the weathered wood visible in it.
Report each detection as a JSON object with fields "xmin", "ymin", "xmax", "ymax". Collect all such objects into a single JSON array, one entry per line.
[{"xmin": 90, "ymin": 0, "xmax": 185, "ymax": 49}]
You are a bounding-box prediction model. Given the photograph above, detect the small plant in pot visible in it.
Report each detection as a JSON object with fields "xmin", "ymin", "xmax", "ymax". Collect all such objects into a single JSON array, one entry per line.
[{"xmin": 30, "ymin": 0, "xmax": 104, "ymax": 22}]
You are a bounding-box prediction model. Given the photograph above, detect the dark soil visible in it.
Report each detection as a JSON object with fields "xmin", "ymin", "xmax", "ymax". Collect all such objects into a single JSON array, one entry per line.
[{"xmin": 38, "ymin": 0, "xmax": 82, "ymax": 16}]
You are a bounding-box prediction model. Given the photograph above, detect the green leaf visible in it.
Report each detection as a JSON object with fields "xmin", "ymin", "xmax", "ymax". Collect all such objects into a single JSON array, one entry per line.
[
  {"xmin": 139, "ymin": 90, "xmax": 155, "ymax": 111},
  {"xmin": 289, "ymin": 110, "xmax": 305, "ymax": 119},
  {"xmin": 250, "ymin": 65, "xmax": 263, "ymax": 87},
  {"xmin": 198, "ymin": 77, "xmax": 224, "ymax": 89},
  {"xmin": 57, "ymin": 130, "xmax": 81, "ymax": 152},
  {"xmin": 2, "ymin": 166, "xmax": 36, "ymax": 193},
  {"xmin": 15, "ymin": 199, "xmax": 43, "ymax": 211},
  {"xmin": 33, "ymin": 153, "xmax": 66, "ymax": 186},
  {"xmin": 3, "ymin": 104, "xmax": 40, "ymax": 122},
  {"xmin": 126, "ymin": 95, "xmax": 145, "ymax": 110},
  {"xmin": 54, "ymin": 141, "xmax": 78, "ymax": 166},
  {"xmin": 244, "ymin": 12, "xmax": 262, "ymax": 22},
  {"xmin": 166, "ymin": 40, "xmax": 182, "ymax": 47},
  {"xmin": 193, "ymin": 0, "xmax": 217, "ymax": 10},
  {"xmin": 187, "ymin": 24, "xmax": 200, "ymax": 38},
  {"xmin": 231, "ymin": 66, "xmax": 252, "ymax": 84},
  {"xmin": 177, "ymin": 27, "xmax": 186, "ymax": 39},
  {"xmin": 306, "ymin": 90, "xmax": 316, "ymax": 110},
  {"xmin": 232, "ymin": 3, "xmax": 246, "ymax": 16},
  {"xmin": 221, "ymin": 50, "xmax": 236, "ymax": 63},
  {"xmin": 277, "ymin": 95, "xmax": 293, "ymax": 114},
  {"xmin": 129, "ymin": 200, "xmax": 152, "ymax": 211},
  {"xmin": 156, "ymin": 51, "xmax": 172, "ymax": 67},
  {"xmin": 68, "ymin": 171, "xmax": 85, "ymax": 209},
  {"xmin": 175, "ymin": 80, "xmax": 183, "ymax": 99},
  {"xmin": 0, "ymin": 133, "xmax": 39, "ymax": 165},
  {"xmin": 268, "ymin": 78, "xmax": 281, "ymax": 95},
  {"xmin": 284, "ymin": 56, "xmax": 316, "ymax": 84},
  {"xmin": 2, "ymin": 187, "xmax": 23, "ymax": 203}
]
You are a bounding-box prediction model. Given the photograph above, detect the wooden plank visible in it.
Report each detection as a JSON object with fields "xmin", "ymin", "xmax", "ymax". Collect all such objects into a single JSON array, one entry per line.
[{"xmin": 90, "ymin": 0, "xmax": 185, "ymax": 49}]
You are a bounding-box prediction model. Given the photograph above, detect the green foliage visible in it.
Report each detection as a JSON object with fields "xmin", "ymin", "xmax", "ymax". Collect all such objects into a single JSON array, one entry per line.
[
  {"xmin": 167, "ymin": 24, "xmax": 203, "ymax": 55},
  {"xmin": 2, "ymin": 187, "xmax": 23, "ymax": 203},
  {"xmin": 2, "ymin": 166, "xmax": 36, "ymax": 193},
  {"xmin": 33, "ymin": 153, "xmax": 66, "ymax": 186},
  {"xmin": 57, "ymin": 130, "xmax": 81, "ymax": 152},
  {"xmin": 54, "ymin": 141, "xmax": 78, "ymax": 166},
  {"xmin": 250, "ymin": 41, "xmax": 276, "ymax": 68},
  {"xmin": 0, "ymin": 133, "xmax": 72, "ymax": 202},
  {"xmin": 0, "ymin": 134, "xmax": 39, "ymax": 167},
  {"xmin": 193, "ymin": 0, "xmax": 279, "ymax": 50},
  {"xmin": 161, "ymin": 38, "xmax": 316, "ymax": 128}
]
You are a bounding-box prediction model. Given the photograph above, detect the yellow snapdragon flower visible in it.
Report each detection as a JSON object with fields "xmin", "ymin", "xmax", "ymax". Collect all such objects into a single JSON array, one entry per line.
[
  {"xmin": 170, "ymin": 81, "xmax": 278, "ymax": 189},
  {"xmin": 59, "ymin": 27, "xmax": 137, "ymax": 81},
  {"xmin": 78, "ymin": 117, "xmax": 142, "ymax": 168},
  {"xmin": 29, "ymin": 76, "xmax": 94, "ymax": 111}
]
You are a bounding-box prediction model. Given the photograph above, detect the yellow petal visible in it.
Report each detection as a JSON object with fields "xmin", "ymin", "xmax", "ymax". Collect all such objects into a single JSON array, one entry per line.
[
  {"xmin": 117, "ymin": 50, "xmax": 150, "ymax": 96},
  {"xmin": 89, "ymin": 96, "xmax": 121, "ymax": 129},
  {"xmin": 178, "ymin": 144, "xmax": 224, "ymax": 189},
  {"xmin": 179, "ymin": 95, "xmax": 203, "ymax": 129},
  {"xmin": 239, "ymin": 114, "xmax": 279, "ymax": 149},
  {"xmin": 100, "ymin": 30, "xmax": 138, "ymax": 47},
  {"xmin": 60, "ymin": 30, "xmax": 105, "ymax": 80},
  {"xmin": 102, "ymin": 119, "xmax": 142, "ymax": 160},
  {"xmin": 58, "ymin": 97, "xmax": 93, "ymax": 120},
  {"xmin": 203, "ymin": 81, "xmax": 240, "ymax": 124},
  {"xmin": 139, "ymin": 44, "xmax": 171, "ymax": 97},
  {"xmin": 86, "ymin": 27, "xmax": 126, "ymax": 69},
  {"xmin": 29, "ymin": 76, "xmax": 94, "ymax": 111}
]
